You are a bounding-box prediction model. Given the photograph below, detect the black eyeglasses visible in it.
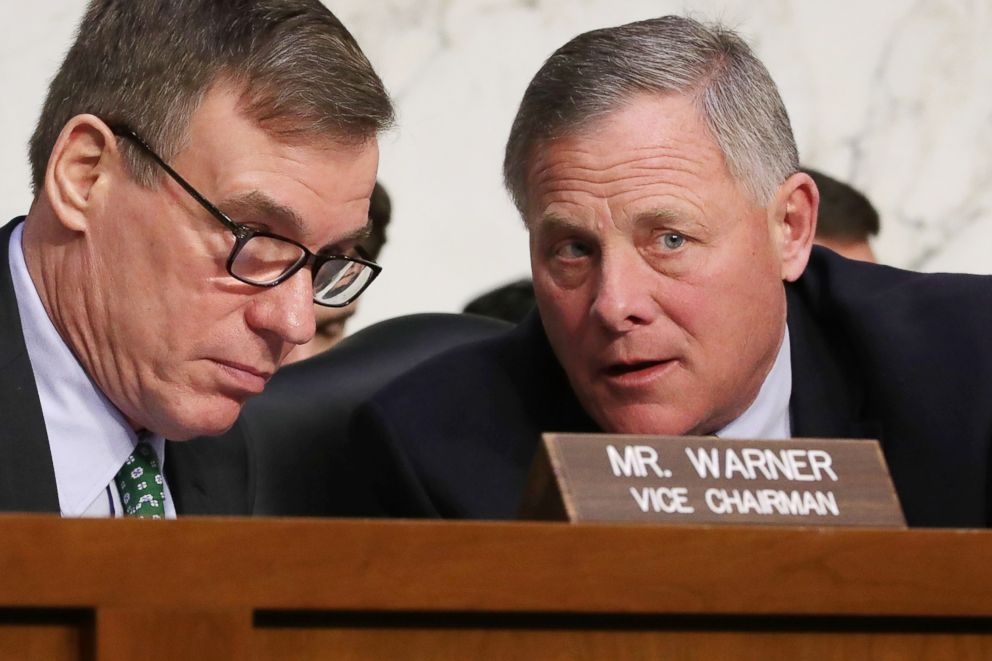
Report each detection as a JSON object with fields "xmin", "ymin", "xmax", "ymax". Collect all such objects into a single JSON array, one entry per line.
[{"xmin": 110, "ymin": 125, "xmax": 381, "ymax": 308}]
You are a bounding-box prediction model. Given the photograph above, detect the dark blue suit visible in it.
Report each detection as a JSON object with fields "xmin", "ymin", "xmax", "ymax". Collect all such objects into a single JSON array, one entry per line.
[
  {"xmin": 352, "ymin": 248, "xmax": 992, "ymax": 527},
  {"xmin": 0, "ymin": 218, "xmax": 252, "ymax": 515}
]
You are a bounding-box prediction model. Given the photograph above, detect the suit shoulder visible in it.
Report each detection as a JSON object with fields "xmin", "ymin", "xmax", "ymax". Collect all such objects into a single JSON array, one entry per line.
[
  {"xmin": 800, "ymin": 247, "xmax": 992, "ymax": 316},
  {"xmin": 370, "ymin": 314, "xmax": 551, "ymax": 404},
  {"xmin": 794, "ymin": 247, "xmax": 992, "ymax": 378}
]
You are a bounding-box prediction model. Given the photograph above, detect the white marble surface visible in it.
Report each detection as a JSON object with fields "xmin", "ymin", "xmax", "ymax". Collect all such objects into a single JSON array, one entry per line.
[{"xmin": 2, "ymin": 1, "xmax": 990, "ymax": 332}]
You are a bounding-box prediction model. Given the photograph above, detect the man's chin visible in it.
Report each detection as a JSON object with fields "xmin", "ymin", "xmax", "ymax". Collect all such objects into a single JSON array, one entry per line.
[
  {"xmin": 592, "ymin": 401, "xmax": 699, "ymax": 437},
  {"xmin": 157, "ymin": 402, "xmax": 242, "ymax": 441}
]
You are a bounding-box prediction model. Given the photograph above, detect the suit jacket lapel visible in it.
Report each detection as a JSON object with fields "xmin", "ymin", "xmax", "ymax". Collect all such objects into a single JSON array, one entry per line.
[
  {"xmin": 0, "ymin": 219, "xmax": 60, "ymax": 513},
  {"xmin": 786, "ymin": 281, "xmax": 881, "ymax": 441},
  {"xmin": 164, "ymin": 420, "xmax": 254, "ymax": 515}
]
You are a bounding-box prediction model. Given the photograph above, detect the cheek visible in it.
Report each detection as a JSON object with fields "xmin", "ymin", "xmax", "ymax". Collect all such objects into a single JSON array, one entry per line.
[
  {"xmin": 659, "ymin": 249, "xmax": 783, "ymax": 363},
  {"xmin": 533, "ymin": 270, "xmax": 585, "ymax": 333},
  {"xmin": 115, "ymin": 260, "xmax": 245, "ymax": 361},
  {"xmin": 685, "ymin": 270, "xmax": 785, "ymax": 388},
  {"xmin": 533, "ymin": 274, "xmax": 595, "ymax": 376}
]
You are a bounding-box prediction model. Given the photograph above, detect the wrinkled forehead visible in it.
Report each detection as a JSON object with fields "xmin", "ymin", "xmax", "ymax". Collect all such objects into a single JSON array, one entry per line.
[{"xmin": 521, "ymin": 93, "xmax": 732, "ymax": 222}]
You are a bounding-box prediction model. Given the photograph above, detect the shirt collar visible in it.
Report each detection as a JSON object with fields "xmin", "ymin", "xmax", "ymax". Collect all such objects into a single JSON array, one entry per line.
[
  {"xmin": 8, "ymin": 222, "xmax": 164, "ymax": 516},
  {"xmin": 715, "ymin": 327, "xmax": 792, "ymax": 440}
]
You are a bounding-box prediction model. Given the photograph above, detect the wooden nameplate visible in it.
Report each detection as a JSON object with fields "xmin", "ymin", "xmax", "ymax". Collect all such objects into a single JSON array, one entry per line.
[{"xmin": 519, "ymin": 434, "xmax": 905, "ymax": 527}]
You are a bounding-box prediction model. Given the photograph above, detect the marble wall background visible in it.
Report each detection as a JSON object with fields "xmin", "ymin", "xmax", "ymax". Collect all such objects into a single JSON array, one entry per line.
[{"xmin": 2, "ymin": 1, "xmax": 989, "ymax": 332}]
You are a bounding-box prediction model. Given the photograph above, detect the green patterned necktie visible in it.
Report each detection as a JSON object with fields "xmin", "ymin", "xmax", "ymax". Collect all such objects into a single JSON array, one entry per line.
[{"xmin": 115, "ymin": 441, "xmax": 166, "ymax": 518}]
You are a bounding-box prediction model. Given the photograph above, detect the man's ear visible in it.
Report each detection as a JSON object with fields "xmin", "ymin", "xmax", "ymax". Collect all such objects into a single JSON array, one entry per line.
[
  {"xmin": 769, "ymin": 171, "xmax": 818, "ymax": 282},
  {"xmin": 43, "ymin": 115, "xmax": 121, "ymax": 233}
]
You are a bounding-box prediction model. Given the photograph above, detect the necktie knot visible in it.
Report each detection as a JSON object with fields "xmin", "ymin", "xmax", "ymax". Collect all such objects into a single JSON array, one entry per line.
[{"xmin": 115, "ymin": 441, "xmax": 166, "ymax": 518}]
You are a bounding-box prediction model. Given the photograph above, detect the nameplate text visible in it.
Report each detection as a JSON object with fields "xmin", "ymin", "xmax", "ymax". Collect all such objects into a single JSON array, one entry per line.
[{"xmin": 519, "ymin": 434, "xmax": 905, "ymax": 527}]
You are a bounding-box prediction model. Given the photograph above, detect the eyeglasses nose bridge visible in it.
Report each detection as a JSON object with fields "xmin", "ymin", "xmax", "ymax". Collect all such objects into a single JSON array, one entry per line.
[{"xmin": 300, "ymin": 250, "xmax": 325, "ymax": 283}]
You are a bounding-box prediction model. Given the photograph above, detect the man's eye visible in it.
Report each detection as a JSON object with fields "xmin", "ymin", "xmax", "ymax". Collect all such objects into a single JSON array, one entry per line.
[
  {"xmin": 554, "ymin": 241, "xmax": 592, "ymax": 260},
  {"xmin": 660, "ymin": 232, "xmax": 685, "ymax": 250}
]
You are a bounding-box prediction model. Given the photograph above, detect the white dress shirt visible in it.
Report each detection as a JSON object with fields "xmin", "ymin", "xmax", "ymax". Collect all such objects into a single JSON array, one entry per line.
[
  {"xmin": 715, "ymin": 328, "xmax": 792, "ymax": 440},
  {"xmin": 9, "ymin": 222, "xmax": 175, "ymax": 518}
]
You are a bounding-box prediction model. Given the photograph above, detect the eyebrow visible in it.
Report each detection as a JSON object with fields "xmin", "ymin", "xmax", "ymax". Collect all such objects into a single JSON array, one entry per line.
[
  {"xmin": 534, "ymin": 213, "xmax": 592, "ymax": 234},
  {"xmin": 636, "ymin": 208, "xmax": 683, "ymax": 225},
  {"xmin": 221, "ymin": 190, "xmax": 373, "ymax": 254},
  {"xmin": 537, "ymin": 210, "xmax": 683, "ymax": 231},
  {"xmin": 535, "ymin": 208, "xmax": 700, "ymax": 240},
  {"xmin": 222, "ymin": 191, "xmax": 307, "ymax": 233}
]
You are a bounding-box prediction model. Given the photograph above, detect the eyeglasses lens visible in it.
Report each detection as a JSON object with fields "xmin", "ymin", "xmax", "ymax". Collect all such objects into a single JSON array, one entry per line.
[
  {"xmin": 314, "ymin": 259, "xmax": 373, "ymax": 306},
  {"xmin": 230, "ymin": 235, "xmax": 307, "ymax": 284}
]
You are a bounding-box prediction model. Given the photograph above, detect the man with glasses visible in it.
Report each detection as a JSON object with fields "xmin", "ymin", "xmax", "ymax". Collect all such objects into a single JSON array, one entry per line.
[{"xmin": 0, "ymin": 0, "xmax": 393, "ymax": 517}]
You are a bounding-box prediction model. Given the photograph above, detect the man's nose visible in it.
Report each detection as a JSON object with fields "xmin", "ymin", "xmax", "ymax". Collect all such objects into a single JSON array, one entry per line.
[
  {"xmin": 589, "ymin": 250, "xmax": 658, "ymax": 332},
  {"xmin": 244, "ymin": 268, "xmax": 316, "ymax": 347}
]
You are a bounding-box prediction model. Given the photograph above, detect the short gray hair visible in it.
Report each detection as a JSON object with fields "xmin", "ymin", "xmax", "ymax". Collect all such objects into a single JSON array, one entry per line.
[
  {"xmin": 29, "ymin": 0, "xmax": 394, "ymax": 194},
  {"xmin": 503, "ymin": 15, "xmax": 798, "ymax": 215}
]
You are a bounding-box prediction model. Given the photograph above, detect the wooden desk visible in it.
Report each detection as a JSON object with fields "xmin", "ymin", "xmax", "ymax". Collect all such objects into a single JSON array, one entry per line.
[{"xmin": 1, "ymin": 516, "xmax": 990, "ymax": 659}]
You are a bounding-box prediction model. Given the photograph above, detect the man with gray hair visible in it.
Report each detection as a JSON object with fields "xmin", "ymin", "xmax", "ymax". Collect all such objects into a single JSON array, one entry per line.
[
  {"xmin": 352, "ymin": 15, "xmax": 992, "ymax": 527},
  {"xmin": 0, "ymin": 0, "xmax": 393, "ymax": 517}
]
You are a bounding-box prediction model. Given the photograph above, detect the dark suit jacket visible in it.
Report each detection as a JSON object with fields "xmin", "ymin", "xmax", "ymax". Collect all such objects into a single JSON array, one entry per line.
[
  {"xmin": 233, "ymin": 311, "xmax": 510, "ymax": 517},
  {"xmin": 352, "ymin": 247, "xmax": 992, "ymax": 527},
  {"xmin": 0, "ymin": 218, "xmax": 252, "ymax": 515}
]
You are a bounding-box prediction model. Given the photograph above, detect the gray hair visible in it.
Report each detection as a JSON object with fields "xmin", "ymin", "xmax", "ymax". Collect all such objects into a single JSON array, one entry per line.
[
  {"xmin": 503, "ymin": 15, "xmax": 798, "ymax": 215},
  {"xmin": 29, "ymin": 0, "xmax": 394, "ymax": 194}
]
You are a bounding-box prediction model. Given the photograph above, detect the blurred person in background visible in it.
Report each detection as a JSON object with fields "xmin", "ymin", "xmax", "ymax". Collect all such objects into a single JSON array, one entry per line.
[
  {"xmin": 463, "ymin": 278, "xmax": 536, "ymax": 325},
  {"xmin": 804, "ymin": 167, "xmax": 880, "ymax": 263},
  {"xmin": 285, "ymin": 181, "xmax": 392, "ymax": 364}
]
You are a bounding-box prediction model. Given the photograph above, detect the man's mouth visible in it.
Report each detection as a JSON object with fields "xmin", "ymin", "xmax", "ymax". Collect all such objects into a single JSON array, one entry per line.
[
  {"xmin": 600, "ymin": 354, "xmax": 681, "ymax": 383},
  {"xmin": 219, "ymin": 360, "xmax": 272, "ymax": 380},
  {"xmin": 213, "ymin": 359, "xmax": 273, "ymax": 394},
  {"xmin": 603, "ymin": 360, "xmax": 669, "ymax": 377}
]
